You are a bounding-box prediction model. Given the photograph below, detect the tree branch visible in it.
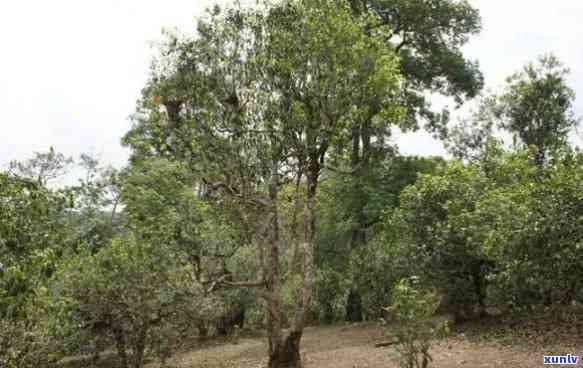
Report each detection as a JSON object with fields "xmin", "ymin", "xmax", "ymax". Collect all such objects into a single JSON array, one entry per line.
[
  {"xmin": 202, "ymin": 178, "xmax": 271, "ymax": 207},
  {"xmin": 206, "ymin": 274, "xmax": 266, "ymax": 293}
]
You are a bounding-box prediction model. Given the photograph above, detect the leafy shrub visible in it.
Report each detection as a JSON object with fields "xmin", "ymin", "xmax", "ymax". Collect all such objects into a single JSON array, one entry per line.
[
  {"xmin": 385, "ymin": 278, "xmax": 449, "ymax": 368},
  {"xmin": 313, "ymin": 266, "xmax": 350, "ymax": 323},
  {"xmin": 53, "ymin": 235, "xmax": 214, "ymax": 368}
]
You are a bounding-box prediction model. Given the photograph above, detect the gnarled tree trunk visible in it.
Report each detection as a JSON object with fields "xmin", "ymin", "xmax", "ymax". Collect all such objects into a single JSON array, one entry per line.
[
  {"xmin": 268, "ymin": 331, "xmax": 302, "ymax": 368},
  {"xmin": 263, "ymin": 158, "xmax": 318, "ymax": 368}
]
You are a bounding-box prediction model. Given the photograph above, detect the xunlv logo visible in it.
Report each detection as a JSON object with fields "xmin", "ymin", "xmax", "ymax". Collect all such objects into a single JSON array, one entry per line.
[{"xmin": 543, "ymin": 355, "xmax": 579, "ymax": 365}]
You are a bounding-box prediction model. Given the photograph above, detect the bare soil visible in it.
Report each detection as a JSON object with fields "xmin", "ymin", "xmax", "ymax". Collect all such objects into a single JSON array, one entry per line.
[
  {"xmin": 151, "ymin": 322, "xmax": 573, "ymax": 368},
  {"xmin": 67, "ymin": 309, "xmax": 583, "ymax": 368}
]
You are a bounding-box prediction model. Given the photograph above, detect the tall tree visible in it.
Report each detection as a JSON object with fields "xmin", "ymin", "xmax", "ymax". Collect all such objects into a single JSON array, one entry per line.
[
  {"xmin": 315, "ymin": 155, "xmax": 445, "ymax": 321},
  {"xmin": 343, "ymin": 0, "xmax": 484, "ymax": 321},
  {"xmin": 123, "ymin": 1, "xmax": 401, "ymax": 366},
  {"xmin": 496, "ymin": 54, "xmax": 579, "ymax": 165},
  {"xmin": 265, "ymin": 2, "xmax": 401, "ymax": 357},
  {"xmin": 68, "ymin": 154, "xmax": 123, "ymax": 253},
  {"xmin": 8, "ymin": 147, "xmax": 73, "ymax": 186}
]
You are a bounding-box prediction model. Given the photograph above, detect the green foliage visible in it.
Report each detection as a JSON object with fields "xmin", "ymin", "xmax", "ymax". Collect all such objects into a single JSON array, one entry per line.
[
  {"xmin": 122, "ymin": 159, "xmax": 201, "ymax": 245},
  {"xmin": 496, "ymin": 54, "xmax": 579, "ymax": 164},
  {"xmin": 385, "ymin": 278, "xmax": 448, "ymax": 368},
  {"xmin": 312, "ymin": 155, "xmax": 444, "ymax": 321},
  {"xmin": 67, "ymin": 153, "xmax": 122, "ymax": 254},
  {"xmin": 357, "ymin": 0, "xmax": 483, "ymax": 134},
  {"xmin": 477, "ymin": 150, "xmax": 583, "ymax": 307},
  {"xmin": 122, "ymin": 158, "xmax": 241, "ymax": 295},
  {"xmin": 312, "ymin": 266, "xmax": 351, "ymax": 323},
  {"xmin": 379, "ymin": 146, "xmax": 583, "ymax": 318},
  {"xmin": 53, "ymin": 236, "xmax": 214, "ymax": 368},
  {"xmin": 388, "ymin": 161, "xmax": 490, "ymax": 320},
  {"xmin": 0, "ymin": 319, "xmax": 60, "ymax": 368},
  {"xmin": 444, "ymin": 95, "xmax": 499, "ymax": 160},
  {"xmin": 0, "ymin": 172, "xmax": 70, "ymax": 318}
]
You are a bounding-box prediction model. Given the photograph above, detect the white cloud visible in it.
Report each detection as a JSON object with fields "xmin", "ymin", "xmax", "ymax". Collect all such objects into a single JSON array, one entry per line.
[
  {"xmin": 1, "ymin": 0, "xmax": 582, "ymax": 172},
  {"xmin": 0, "ymin": 0, "xmax": 219, "ymax": 169}
]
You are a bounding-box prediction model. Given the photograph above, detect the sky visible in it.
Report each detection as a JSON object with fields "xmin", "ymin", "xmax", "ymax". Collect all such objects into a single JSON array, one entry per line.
[{"xmin": 1, "ymin": 0, "xmax": 583, "ymax": 173}]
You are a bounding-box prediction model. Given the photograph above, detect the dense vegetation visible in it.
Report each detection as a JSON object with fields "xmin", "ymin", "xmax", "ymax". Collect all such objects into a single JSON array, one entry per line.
[{"xmin": 1, "ymin": 1, "xmax": 582, "ymax": 368}]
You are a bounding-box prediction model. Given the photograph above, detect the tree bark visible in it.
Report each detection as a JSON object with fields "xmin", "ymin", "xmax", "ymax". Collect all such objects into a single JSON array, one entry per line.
[
  {"xmin": 346, "ymin": 288, "xmax": 364, "ymax": 322},
  {"xmin": 294, "ymin": 162, "xmax": 317, "ymax": 331},
  {"xmin": 268, "ymin": 331, "xmax": 302, "ymax": 368},
  {"xmin": 534, "ymin": 144, "xmax": 546, "ymax": 167},
  {"xmin": 345, "ymin": 121, "xmax": 370, "ymax": 322},
  {"xmin": 264, "ymin": 163, "xmax": 287, "ymax": 367},
  {"xmin": 267, "ymin": 154, "xmax": 318, "ymax": 368},
  {"xmin": 131, "ymin": 325, "xmax": 148, "ymax": 368},
  {"xmin": 196, "ymin": 320, "xmax": 208, "ymax": 338},
  {"xmin": 113, "ymin": 327, "xmax": 128, "ymax": 368}
]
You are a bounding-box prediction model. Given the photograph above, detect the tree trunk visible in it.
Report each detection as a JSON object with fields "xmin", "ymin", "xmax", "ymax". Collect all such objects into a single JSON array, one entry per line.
[
  {"xmin": 264, "ymin": 163, "xmax": 286, "ymax": 367},
  {"xmin": 196, "ymin": 320, "xmax": 208, "ymax": 338},
  {"xmin": 268, "ymin": 331, "xmax": 302, "ymax": 368},
  {"xmin": 216, "ymin": 304, "xmax": 245, "ymax": 336},
  {"xmin": 293, "ymin": 160, "xmax": 317, "ymax": 329},
  {"xmin": 113, "ymin": 327, "xmax": 128, "ymax": 368},
  {"xmin": 534, "ymin": 144, "xmax": 546, "ymax": 167},
  {"xmin": 345, "ymin": 121, "xmax": 370, "ymax": 322},
  {"xmin": 266, "ymin": 157, "xmax": 318, "ymax": 368},
  {"xmin": 346, "ymin": 288, "xmax": 364, "ymax": 322},
  {"xmin": 131, "ymin": 325, "xmax": 148, "ymax": 368},
  {"xmin": 471, "ymin": 260, "xmax": 485, "ymax": 317}
]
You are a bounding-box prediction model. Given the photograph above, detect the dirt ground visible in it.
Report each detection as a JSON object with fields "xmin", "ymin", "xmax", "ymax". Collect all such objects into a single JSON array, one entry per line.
[{"xmin": 151, "ymin": 323, "xmax": 566, "ymax": 368}]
